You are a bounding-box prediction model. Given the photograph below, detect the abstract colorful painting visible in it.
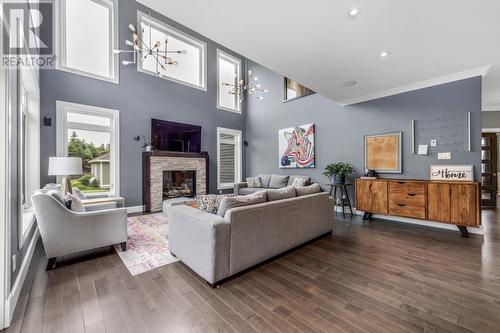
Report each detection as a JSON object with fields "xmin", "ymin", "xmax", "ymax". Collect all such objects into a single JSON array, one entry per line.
[{"xmin": 279, "ymin": 124, "xmax": 315, "ymax": 168}]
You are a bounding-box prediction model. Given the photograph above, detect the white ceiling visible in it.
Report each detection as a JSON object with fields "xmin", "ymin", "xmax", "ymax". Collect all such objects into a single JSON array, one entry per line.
[{"xmin": 137, "ymin": 0, "xmax": 500, "ymax": 109}]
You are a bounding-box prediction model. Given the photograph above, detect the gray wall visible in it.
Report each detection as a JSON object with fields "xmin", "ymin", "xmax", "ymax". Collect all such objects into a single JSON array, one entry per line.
[
  {"xmin": 245, "ymin": 61, "xmax": 482, "ymax": 199},
  {"xmin": 40, "ymin": 0, "xmax": 246, "ymax": 206},
  {"xmin": 483, "ymin": 111, "xmax": 500, "ymax": 128}
]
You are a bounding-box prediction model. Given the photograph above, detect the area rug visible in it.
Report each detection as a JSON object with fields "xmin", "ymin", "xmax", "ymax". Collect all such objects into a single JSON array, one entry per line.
[{"xmin": 114, "ymin": 213, "xmax": 178, "ymax": 275}]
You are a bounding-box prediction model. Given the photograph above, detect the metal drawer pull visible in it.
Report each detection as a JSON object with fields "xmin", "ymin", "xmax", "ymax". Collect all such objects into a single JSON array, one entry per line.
[
  {"xmin": 407, "ymin": 193, "xmax": 416, "ymax": 196},
  {"xmin": 397, "ymin": 203, "xmax": 405, "ymax": 207}
]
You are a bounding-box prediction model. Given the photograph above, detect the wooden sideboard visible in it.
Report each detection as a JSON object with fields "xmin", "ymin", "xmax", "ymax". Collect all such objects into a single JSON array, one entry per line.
[{"xmin": 355, "ymin": 179, "xmax": 481, "ymax": 236}]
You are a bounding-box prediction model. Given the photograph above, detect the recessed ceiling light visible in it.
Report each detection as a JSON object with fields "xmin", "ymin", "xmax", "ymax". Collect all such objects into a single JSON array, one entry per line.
[
  {"xmin": 348, "ymin": 7, "xmax": 361, "ymax": 17},
  {"xmin": 341, "ymin": 81, "xmax": 357, "ymax": 87},
  {"xmin": 380, "ymin": 51, "xmax": 391, "ymax": 58}
]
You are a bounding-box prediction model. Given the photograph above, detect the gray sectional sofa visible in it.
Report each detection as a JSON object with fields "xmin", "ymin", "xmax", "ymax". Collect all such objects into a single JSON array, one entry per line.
[
  {"xmin": 234, "ymin": 174, "xmax": 312, "ymax": 195},
  {"xmin": 167, "ymin": 190, "xmax": 333, "ymax": 286}
]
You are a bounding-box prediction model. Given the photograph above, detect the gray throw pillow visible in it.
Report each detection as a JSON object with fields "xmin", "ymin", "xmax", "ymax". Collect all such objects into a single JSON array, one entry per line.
[
  {"xmin": 246, "ymin": 176, "xmax": 263, "ymax": 188},
  {"xmin": 72, "ymin": 187, "xmax": 87, "ymax": 200},
  {"xmin": 258, "ymin": 174, "xmax": 272, "ymax": 188},
  {"xmin": 291, "ymin": 176, "xmax": 310, "ymax": 188},
  {"xmin": 217, "ymin": 191, "xmax": 267, "ymax": 217},
  {"xmin": 266, "ymin": 186, "xmax": 296, "ymax": 202},
  {"xmin": 64, "ymin": 193, "xmax": 86, "ymax": 212},
  {"xmin": 269, "ymin": 175, "xmax": 289, "ymax": 189},
  {"xmin": 296, "ymin": 183, "xmax": 322, "ymax": 196},
  {"xmin": 47, "ymin": 190, "xmax": 66, "ymax": 206}
]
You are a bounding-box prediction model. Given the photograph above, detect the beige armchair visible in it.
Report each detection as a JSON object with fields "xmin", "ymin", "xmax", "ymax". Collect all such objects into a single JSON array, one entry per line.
[{"xmin": 32, "ymin": 193, "xmax": 128, "ymax": 270}]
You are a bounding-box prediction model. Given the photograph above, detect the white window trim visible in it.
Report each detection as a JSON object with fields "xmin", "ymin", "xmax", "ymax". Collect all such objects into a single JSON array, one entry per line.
[
  {"xmin": 56, "ymin": 101, "xmax": 120, "ymax": 197},
  {"xmin": 55, "ymin": 0, "xmax": 119, "ymax": 84},
  {"xmin": 217, "ymin": 127, "xmax": 242, "ymax": 190},
  {"xmin": 216, "ymin": 49, "xmax": 242, "ymax": 114},
  {"xmin": 136, "ymin": 11, "xmax": 207, "ymax": 91}
]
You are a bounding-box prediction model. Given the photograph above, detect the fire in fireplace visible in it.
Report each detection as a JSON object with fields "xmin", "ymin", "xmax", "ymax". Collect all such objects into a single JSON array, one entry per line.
[{"xmin": 163, "ymin": 171, "xmax": 196, "ymax": 199}]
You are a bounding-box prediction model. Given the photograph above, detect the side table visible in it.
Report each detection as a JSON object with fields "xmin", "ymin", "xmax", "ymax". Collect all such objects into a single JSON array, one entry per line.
[{"xmin": 326, "ymin": 184, "xmax": 353, "ymax": 218}]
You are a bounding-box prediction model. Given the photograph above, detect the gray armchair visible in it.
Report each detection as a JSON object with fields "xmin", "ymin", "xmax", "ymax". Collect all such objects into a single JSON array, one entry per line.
[{"xmin": 32, "ymin": 193, "xmax": 128, "ymax": 270}]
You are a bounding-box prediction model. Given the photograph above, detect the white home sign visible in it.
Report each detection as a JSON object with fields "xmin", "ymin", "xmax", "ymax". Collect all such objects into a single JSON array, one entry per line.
[{"xmin": 430, "ymin": 165, "xmax": 474, "ymax": 181}]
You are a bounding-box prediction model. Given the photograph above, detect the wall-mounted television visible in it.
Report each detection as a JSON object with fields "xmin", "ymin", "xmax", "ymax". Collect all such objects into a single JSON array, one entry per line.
[{"xmin": 151, "ymin": 119, "xmax": 202, "ymax": 153}]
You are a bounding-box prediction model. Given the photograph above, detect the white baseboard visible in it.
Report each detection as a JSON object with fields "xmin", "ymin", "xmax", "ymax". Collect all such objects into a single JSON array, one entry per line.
[
  {"xmin": 5, "ymin": 227, "xmax": 40, "ymax": 326},
  {"xmin": 126, "ymin": 205, "xmax": 144, "ymax": 214},
  {"xmin": 334, "ymin": 206, "xmax": 484, "ymax": 235}
]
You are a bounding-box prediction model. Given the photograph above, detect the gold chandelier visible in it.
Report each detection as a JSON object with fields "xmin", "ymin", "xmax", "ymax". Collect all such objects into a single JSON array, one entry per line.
[{"xmin": 114, "ymin": 11, "xmax": 187, "ymax": 75}]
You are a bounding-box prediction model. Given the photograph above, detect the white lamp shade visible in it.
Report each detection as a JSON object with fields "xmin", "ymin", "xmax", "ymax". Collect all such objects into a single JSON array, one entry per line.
[{"xmin": 48, "ymin": 157, "xmax": 83, "ymax": 176}]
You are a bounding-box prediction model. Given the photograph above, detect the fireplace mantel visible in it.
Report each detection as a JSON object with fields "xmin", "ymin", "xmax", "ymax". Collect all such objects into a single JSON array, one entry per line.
[{"xmin": 143, "ymin": 151, "xmax": 209, "ymax": 212}]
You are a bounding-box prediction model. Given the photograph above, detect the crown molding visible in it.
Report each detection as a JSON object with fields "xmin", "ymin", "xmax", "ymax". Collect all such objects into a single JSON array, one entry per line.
[
  {"xmin": 482, "ymin": 106, "xmax": 500, "ymax": 111},
  {"xmin": 340, "ymin": 65, "xmax": 492, "ymax": 106}
]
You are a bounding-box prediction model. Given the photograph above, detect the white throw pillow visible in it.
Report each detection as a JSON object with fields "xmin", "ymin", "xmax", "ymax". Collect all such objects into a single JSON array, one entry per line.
[
  {"xmin": 72, "ymin": 188, "xmax": 87, "ymax": 200},
  {"xmin": 47, "ymin": 190, "xmax": 66, "ymax": 206},
  {"xmin": 64, "ymin": 193, "xmax": 86, "ymax": 212}
]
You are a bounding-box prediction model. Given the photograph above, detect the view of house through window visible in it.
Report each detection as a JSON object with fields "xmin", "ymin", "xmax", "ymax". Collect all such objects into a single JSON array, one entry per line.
[{"xmin": 57, "ymin": 102, "xmax": 119, "ymax": 196}]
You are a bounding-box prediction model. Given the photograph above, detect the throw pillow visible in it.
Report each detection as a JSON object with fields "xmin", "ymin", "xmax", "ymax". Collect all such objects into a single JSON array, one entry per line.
[
  {"xmin": 296, "ymin": 183, "xmax": 322, "ymax": 196},
  {"xmin": 266, "ymin": 186, "xmax": 296, "ymax": 202},
  {"xmin": 269, "ymin": 175, "xmax": 290, "ymax": 189},
  {"xmin": 64, "ymin": 193, "xmax": 86, "ymax": 212},
  {"xmin": 195, "ymin": 194, "xmax": 234, "ymax": 214},
  {"xmin": 217, "ymin": 191, "xmax": 267, "ymax": 217},
  {"xmin": 291, "ymin": 176, "xmax": 310, "ymax": 188},
  {"xmin": 72, "ymin": 188, "xmax": 87, "ymax": 200},
  {"xmin": 47, "ymin": 190, "xmax": 66, "ymax": 206},
  {"xmin": 246, "ymin": 176, "xmax": 263, "ymax": 188},
  {"xmin": 258, "ymin": 174, "xmax": 272, "ymax": 188}
]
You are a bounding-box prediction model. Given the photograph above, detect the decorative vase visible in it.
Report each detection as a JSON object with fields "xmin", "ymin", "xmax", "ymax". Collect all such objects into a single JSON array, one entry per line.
[{"xmin": 333, "ymin": 175, "xmax": 346, "ymax": 185}]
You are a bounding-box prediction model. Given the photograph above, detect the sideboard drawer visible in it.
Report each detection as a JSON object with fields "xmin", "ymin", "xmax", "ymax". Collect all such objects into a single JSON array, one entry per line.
[
  {"xmin": 389, "ymin": 181, "xmax": 425, "ymax": 195},
  {"xmin": 389, "ymin": 201, "xmax": 426, "ymax": 219}
]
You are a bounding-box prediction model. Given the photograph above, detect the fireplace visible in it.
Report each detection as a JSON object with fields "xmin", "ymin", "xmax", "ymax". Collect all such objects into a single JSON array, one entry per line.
[{"xmin": 163, "ymin": 170, "xmax": 196, "ymax": 199}]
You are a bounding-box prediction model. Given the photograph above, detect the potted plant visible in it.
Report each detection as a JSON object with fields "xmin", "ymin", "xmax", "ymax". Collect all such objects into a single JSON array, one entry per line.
[
  {"xmin": 134, "ymin": 135, "xmax": 155, "ymax": 152},
  {"xmin": 323, "ymin": 162, "xmax": 355, "ymax": 185}
]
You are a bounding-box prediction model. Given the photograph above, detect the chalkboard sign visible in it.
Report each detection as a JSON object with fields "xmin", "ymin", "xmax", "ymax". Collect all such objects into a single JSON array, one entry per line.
[{"xmin": 430, "ymin": 165, "xmax": 474, "ymax": 181}]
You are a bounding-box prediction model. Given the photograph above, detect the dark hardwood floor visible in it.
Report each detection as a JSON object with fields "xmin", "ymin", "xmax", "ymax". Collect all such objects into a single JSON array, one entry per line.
[{"xmin": 4, "ymin": 210, "xmax": 500, "ymax": 333}]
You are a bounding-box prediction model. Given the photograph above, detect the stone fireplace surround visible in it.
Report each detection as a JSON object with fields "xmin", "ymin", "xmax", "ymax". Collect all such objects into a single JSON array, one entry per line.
[{"xmin": 143, "ymin": 151, "xmax": 209, "ymax": 212}]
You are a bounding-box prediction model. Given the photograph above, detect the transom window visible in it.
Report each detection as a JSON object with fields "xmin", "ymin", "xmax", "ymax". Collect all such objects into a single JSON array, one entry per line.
[
  {"xmin": 217, "ymin": 128, "xmax": 242, "ymax": 189},
  {"xmin": 56, "ymin": 101, "xmax": 120, "ymax": 196},
  {"xmin": 217, "ymin": 50, "xmax": 241, "ymax": 113},
  {"xmin": 56, "ymin": 0, "xmax": 118, "ymax": 83},
  {"xmin": 137, "ymin": 11, "xmax": 207, "ymax": 90}
]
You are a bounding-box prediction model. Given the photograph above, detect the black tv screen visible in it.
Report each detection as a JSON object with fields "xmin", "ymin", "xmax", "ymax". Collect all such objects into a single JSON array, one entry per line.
[{"xmin": 151, "ymin": 119, "xmax": 201, "ymax": 153}]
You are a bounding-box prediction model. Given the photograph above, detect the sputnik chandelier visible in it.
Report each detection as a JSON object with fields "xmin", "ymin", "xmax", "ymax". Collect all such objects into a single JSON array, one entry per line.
[
  {"xmin": 114, "ymin": 11, "xmax": 187, "ymax": 74},
  {"xmin": 223, "ymin": 70, "xmax": 269, "ymax": 102}
]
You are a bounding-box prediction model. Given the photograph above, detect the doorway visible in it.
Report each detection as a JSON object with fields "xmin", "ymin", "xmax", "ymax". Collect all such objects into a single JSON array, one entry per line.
[{"xmin": 482, "ymin": 132, "xmax": 498, "ymax": 207}]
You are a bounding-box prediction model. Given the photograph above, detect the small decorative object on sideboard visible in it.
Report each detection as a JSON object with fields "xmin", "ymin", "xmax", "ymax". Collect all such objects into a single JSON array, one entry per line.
[
  {"xmin": 323, "ymin": 162, "xmax": 355, "ymax": 185},
  {"xmin": 430, "ymin": 165, "xmax": 474, "ymax": 181},
  {"xmin": 361, "ymin": 168, "xmax": 377, "ymax": 179},
  {"xmin": 134, "ymin": 135, "xmax": 155, "ymax": 152}
]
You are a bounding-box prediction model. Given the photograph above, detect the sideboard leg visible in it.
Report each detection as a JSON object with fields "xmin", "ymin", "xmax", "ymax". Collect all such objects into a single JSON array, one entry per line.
[
  {"xmin": 362, "ymin": 212, "xmax": 372, "ymax": 221},
  {"xmin": 457, "ymin": 225, "xmax": 469, "ymax": 238}
]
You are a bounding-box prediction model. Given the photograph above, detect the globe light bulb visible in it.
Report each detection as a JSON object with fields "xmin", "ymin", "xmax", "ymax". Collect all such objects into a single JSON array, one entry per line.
[
  {"xmin": 113, "ymin": 49, "xmax": 121, "ymax": 54},
  {"xmin": 128, "ymin": 24, "xmax": 136, "ymax": 32},
  {"xmin": 125, "ymin": 40, "xmax": 134, "ymax": 46}
]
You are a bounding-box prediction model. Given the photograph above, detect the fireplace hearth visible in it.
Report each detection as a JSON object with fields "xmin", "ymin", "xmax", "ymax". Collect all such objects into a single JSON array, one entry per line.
[{"xmin": 163, "ymin": 170, "xmax": 196, "ymax": 199}]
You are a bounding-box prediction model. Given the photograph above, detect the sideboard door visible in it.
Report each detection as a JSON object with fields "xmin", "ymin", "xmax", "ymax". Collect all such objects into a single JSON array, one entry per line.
[
  {"xmin": 356, "ymin": 180, "xmax": 388, "ymax": 214},
  {"xmin": 450, "ymin": 184, "xmax": 478, "ymax": 227},
  {"xmin": 427, "ymin": 183, "xmax": 451, "ymax": 223}
]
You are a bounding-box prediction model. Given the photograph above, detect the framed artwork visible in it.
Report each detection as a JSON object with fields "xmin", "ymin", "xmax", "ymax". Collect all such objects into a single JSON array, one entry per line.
[
  {"xmin": 279, "ymin": 123, "xmax": 315, "ymax": 168},
  {"xmin": 283, "ymin": 78, "xmax": 315, "ymax": 102},
  {"xmin": 364, "ymin": 132, "xmax": 402, "ymax": 173},
  {"xmin": 430, "ymin": 165, "xmax": 474, "ymax": 181}
]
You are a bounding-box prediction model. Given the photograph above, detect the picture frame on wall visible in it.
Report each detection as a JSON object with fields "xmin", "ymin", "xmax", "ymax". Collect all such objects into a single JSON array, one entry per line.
[
  {"xmin": 279, "ymin": 123, "xmax": 315, "ymax": 169},
  {"xmin": 430, "ymin": 165, "xmax": 474, "ymax": 181},
  {"xmin": 364, "ymin": 132, "xmax": 402, "ymax": 173},
  {"xmin": 283, "ymin": 78, "xmax": 315, "ymax": 102}
]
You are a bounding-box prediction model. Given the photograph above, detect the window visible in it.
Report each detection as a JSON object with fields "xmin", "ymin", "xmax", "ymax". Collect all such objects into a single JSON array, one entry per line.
[
  {"xmin": 56, "ymin": 101, "xmax": 120, "ymax": 196},
  {"xmin": 138, "ymin": 11, "xmax": 207, "ymax": 90},
  {"xmin": 217, "ymin": 50, "xmax": 241, "ymax": 113},
  {"xmin": 217, "ymin": 128, "xmax": 242, "ymax": 189},
  {"xmin": 17, "ymin": 65, "xmax": 40, "ymax": 246},
  {"xmin": 57, "ymin": 0, "xmax": 118, "ymax": 83}
]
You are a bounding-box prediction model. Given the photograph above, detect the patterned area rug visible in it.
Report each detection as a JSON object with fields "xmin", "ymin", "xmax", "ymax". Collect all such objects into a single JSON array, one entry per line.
[{"xmin": 115, "ymin": 213, "xmax": 178, "ymax": 275}]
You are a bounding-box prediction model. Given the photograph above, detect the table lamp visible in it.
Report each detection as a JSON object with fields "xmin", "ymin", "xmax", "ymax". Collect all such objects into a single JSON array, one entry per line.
[{"xmin": 48, "ymin": 157, "xmax": 83, "ymax": 194}]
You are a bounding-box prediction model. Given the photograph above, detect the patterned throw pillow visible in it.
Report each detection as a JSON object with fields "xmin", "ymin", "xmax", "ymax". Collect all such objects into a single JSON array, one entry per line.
[
  {"xmin": 291, "ymin": 176, "xmax": 309, "ymax": 188},
  {"xmin": 246, "ymin": 177, "xmax": 263, "ymax": 188},
  {"xmin": 195, "ymin": 194, "xmax": 235, "ymax": 214}
]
